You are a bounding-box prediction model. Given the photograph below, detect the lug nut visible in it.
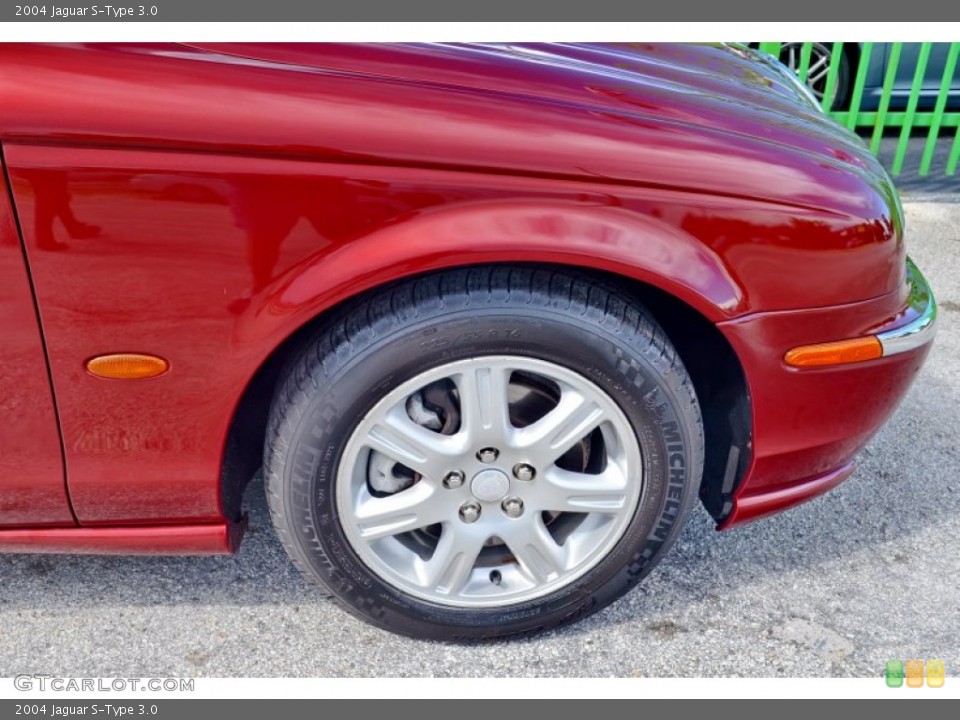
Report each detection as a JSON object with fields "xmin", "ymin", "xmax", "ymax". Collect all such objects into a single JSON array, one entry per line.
[
  {"xmin": 442, "ymin": 470, "xmax": 465, "ymax": 489},
  {"xmin": 513, "ymin": 463, "xmax": 536, "ymax": 482},
  {"xmin": 501, "ymin": 497, "xmax": 524, "ymax": 518},
  {"xmin": 477, "ymin": 447, "xmax": 500, "ymax": 463},
  {"xmin": 459, "ymin": 501, "xmax": 482, "ymax": 524}
]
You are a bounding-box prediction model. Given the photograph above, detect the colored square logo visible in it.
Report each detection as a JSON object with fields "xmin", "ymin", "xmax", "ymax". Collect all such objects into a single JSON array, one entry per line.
[
  {"xmin": 886, "ymin": 660, "xmax": 904, "ymax": 688},
  {"xmin": 906, "ymin": 659, "xmax": 925, "ymax": 688},
  {"xmin": 927, "ymin": 660, "xmax": 945, "ymax": 688}
]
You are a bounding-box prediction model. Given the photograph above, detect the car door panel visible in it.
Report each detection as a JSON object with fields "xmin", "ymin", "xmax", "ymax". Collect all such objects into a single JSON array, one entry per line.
[{"xmin": 894, "ymin": 42, "xmax": 956, "ymax": 96}]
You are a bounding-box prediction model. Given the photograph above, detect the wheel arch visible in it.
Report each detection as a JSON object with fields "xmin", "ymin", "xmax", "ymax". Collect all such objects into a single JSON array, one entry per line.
[
  {"xmin": 220, "ymin": 201, "xmax": 752, "ymax": 526},
  {"xmin": 221, "ymin": 272, "xmax": 751, "ymax": 530}
]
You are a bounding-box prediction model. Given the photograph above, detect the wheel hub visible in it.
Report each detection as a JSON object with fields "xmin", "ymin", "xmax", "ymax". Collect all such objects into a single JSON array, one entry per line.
[{"xmin": 470, "ymin": 467, "xmax": 511, "ymax": 503}]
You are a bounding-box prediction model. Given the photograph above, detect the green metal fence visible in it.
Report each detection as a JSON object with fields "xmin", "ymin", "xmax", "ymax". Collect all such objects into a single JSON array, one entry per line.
[{"xmin": 758, "ymin": 42, "xmax": 960, "ymax": 177}]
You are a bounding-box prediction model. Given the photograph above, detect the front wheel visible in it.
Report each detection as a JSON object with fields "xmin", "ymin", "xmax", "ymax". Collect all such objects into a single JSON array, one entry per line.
[{"xmin": 264, "ymin": 267, "xmax": 704, "ymax": 640}]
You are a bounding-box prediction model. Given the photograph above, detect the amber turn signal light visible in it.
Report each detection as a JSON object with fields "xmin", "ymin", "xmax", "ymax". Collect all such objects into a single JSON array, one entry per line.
[
  {"xmin": 784, "ymin": 336, "xmax": 883, "ymax": 368},
  {"xmin": 86, "ymin": 353, "xmax": 169, "ymax": 379}
]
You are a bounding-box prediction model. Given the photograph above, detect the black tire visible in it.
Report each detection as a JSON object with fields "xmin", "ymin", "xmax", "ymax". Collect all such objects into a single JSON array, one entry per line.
[
  {"xmin": 833, "ymin": 51, "xmax": 853, "ymax": 109},
  {"xmin": 264, "ymin": 266, "xmax": 704, "ymax": 641}
]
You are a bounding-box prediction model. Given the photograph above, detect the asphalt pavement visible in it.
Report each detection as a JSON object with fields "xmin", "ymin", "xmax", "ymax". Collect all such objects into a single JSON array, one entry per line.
[
  {"xmin": 880, "ymin": 137, "xmax": 960, "ymax": 196},
  {"xmin": 0, "ymin": 200, "xmax": 958, "ymax": 679}
]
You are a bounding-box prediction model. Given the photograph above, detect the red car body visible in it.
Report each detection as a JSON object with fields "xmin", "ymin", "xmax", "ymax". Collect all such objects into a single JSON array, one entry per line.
[{"xmin": 0, "ymin": 42, "xmax": 934, "ymax": 554}]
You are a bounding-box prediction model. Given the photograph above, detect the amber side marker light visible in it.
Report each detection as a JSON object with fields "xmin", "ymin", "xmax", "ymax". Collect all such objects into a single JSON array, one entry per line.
[
  {"xmin": 86, "ymin": 353, "xmax": 169, "ymax": 379},
  {"xmin": 784, "ymin": 336, "xmax": 883, "ymax": 368}
]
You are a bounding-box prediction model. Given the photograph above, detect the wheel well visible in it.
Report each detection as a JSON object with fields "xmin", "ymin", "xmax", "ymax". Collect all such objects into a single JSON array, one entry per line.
[
  {"xmin": 219, "ymin": 264, "xmax": 752, "ymax": 525},
  {"xmin": 836, "ymin": 43, "xmax": 860, "ymax": 106},
  {"xmin": 842, "ymin": 42, "xmax": 861, "ymax": 66},
  {"xmin": 621, "ymin": 281, "xmax": 752, "ymax": 522}
]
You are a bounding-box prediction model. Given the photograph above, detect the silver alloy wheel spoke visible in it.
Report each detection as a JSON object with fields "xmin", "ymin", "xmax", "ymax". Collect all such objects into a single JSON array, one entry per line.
[
  {"xmin": 354, "ymin": 482, "xmax": 446, "ymax": 540},
  {"xmin": 365, "ymin": 407, "xmax": 465, "ymax": 479},
  {"xmin": 336, "ymin": 356, "xmax": 644, "ymax": 608},
  {"xmin": 498, "ymin": 515, "xmax": 567, "ymax": 583},
  {"xmin": 455, "ymin": 364, "xmax": 513, "ymax": 447},
  {"xmin": 806, "ymin": 54, "xmax": 830, "ymax": 77},
  {"xmin": 512, "ymin": 386, "xmax": 605, "ymax": 468},
  {"xmin": 418, "ymin": 524, "xmax": 489, "ymax": 595},
  {"xmin": 807, "ymin": 63, "xmax": 831, "ymax": 85},
  {"xmin": 537, "ymin": 465, "xmax": 629, "ymax": 514}
]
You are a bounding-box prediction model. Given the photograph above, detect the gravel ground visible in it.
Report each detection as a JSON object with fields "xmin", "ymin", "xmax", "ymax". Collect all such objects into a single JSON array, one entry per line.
[{"xmin": 0, "ymin": 200, "xmax": 957, "ymax": 679}]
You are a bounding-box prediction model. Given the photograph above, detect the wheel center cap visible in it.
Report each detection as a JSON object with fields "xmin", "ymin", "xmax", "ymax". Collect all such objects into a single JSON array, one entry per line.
[{"xmin": 470, "ymin": 468, "xmax": 510, "ymax": 503}]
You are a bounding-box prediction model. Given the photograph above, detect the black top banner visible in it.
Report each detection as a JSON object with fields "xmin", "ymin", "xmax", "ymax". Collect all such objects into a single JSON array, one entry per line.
[{"xmin": 2, "ymin": 1, "xmax": 960, "ymax": 22}]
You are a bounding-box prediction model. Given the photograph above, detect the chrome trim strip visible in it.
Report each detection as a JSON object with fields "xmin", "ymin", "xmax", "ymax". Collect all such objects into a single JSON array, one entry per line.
[{"xmin": 877, "ymin": 258, "xmax": 938, "ymax": 357}]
